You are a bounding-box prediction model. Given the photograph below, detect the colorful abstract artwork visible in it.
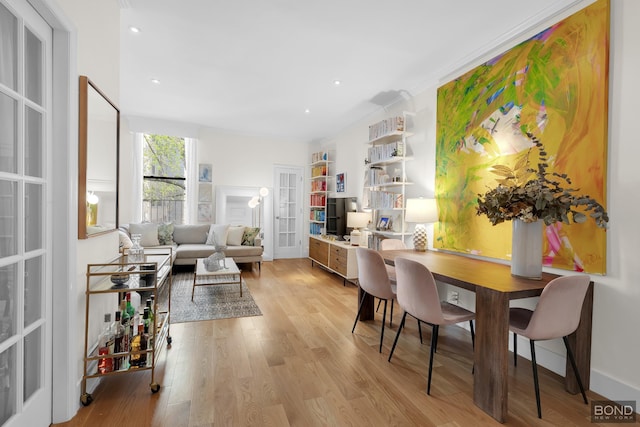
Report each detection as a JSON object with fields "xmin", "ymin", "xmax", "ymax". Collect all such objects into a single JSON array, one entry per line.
[{"xmin": 434, "ymin": 0, "xmax": 609, "ymax": 274}]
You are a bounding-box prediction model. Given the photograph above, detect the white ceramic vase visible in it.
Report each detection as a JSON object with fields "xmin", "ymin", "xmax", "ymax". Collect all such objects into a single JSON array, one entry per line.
[{"xmin": 511, "ymin": 219, "xmax": 543, "ymax": 279}]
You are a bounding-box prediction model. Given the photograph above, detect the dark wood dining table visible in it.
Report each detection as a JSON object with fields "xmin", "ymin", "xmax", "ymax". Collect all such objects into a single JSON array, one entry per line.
[{"xmin": 363, "ymin": 249, "xmax": 593, "ymax": 423}]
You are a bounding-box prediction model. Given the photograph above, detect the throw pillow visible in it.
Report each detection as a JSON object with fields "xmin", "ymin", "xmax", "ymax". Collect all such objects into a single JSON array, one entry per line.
[
  {"xmin": 205, "ymin": 224, "xmax": 230, "ymax": 247},
  {"xmin": 157, "ymin": 222, "xmax": 174, "ymax": 245},
  {"xmin": 118, "ymin": 230, "xmax": 133, "ymax": 250},
  {"xmin": 242, "ymin": 227, "xmax": 260, "ymax": 246},
  {"xmin": 129, "ymin": 222, "xmax": 160, "ymax": 247},
  {"xmin": 226, "ymin": 225, "xmax": 245, "ymax": 246}
]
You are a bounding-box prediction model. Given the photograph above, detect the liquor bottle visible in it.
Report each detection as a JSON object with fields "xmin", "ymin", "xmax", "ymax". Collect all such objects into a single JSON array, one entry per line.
[
  {"xmin": 130, "ymin": 324, "xmax": 147, "ymax": 367},
  {"xmin": 112, "ymin": 311, "xmax": 124, "ymax": 370},
  {"xmin": 143, "ymin": 307, "xmax": 153, "ymax": 362},
  {"xmin": 146, "ymin": 298, "xmax": 154, "ymax": 329},
  {"xmin": 142, "ymin": 310, "xmax": 150, "ymax": 367},
  {"xmin": 97, "ymin": 313, "xmax": 113, "ymax": 374}
]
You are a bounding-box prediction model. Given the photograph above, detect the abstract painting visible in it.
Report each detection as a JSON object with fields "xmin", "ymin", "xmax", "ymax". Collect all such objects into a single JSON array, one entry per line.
[{"xmin": 434, "ymin": 0, "xmax": 609, "ymax": 274}]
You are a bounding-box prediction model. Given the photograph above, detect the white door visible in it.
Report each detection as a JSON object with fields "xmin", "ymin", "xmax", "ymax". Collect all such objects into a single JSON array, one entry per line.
[
  {"xmin": 273, "ymin": 166, "xmax": 303, "ymax": 259},
  {"xmin": 0, "ymin": 1, "xmax": 52, "ymax": 426}
]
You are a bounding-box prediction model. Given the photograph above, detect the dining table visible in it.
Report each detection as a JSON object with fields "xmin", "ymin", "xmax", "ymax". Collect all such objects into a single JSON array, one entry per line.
[{"xmin": 363, "ymin": 249, "xmax": 594, "ymax": 423}]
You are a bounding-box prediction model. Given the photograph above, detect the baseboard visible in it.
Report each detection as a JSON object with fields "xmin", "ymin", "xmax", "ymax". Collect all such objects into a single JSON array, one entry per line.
[{"xmin": 591, "ymin": 369, "xmax": 640, "ymax": 404}]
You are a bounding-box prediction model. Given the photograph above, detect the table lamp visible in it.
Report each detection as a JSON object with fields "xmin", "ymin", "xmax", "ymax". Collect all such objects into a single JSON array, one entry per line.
[
  {"xmin": 347, "ymin": 212, "xmax": 371, "ymax": 246},
  {"xmin": 405, "ymin": 198, "xmax": 438, "ymax": 251}
]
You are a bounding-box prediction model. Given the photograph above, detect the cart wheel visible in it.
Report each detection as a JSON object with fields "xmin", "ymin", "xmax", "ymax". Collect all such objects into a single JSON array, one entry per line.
[
  {"xmin": 150, "ymin": 383, "xmax": 161, "ymax": 393},
  {"xmin": 80, "ymin": 393, "xmax": 93, "ymax": 406},
  {"xmin": 167, "ymin": 336, "xmax": 172, "ymax": 346}
]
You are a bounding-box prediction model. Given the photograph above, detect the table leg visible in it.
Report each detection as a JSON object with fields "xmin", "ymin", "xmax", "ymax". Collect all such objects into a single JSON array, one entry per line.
[
  {"xmin": 191, "ymin": 273, "xmax": 196, "ymax": 301},
  {"xmin": 358, "ymin": 285, "xmax": 374, "ymax": 321},
  {"xmin": 474, "ymin": 287, "xmax": 509, "ymax": 423},
  {"xmin": 566, "ymin": 282, "xmax": 593, "ymax": 394},
  {"xmin": 239, "ymin": 273, "xmax": 243, "ymax": 297}
]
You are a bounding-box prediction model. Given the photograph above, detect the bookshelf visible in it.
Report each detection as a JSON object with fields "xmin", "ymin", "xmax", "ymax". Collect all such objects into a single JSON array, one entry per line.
[
  {"xmin": 309, "ymin": 151, "xmax": 331, "ymax": 235},
  {"xmin": 363, "ymin": 112, "xmax": 414, "ymax": 245}
]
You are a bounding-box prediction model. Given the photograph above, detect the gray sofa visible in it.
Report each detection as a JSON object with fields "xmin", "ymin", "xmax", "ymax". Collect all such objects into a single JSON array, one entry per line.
[{"xmin": 119, "ymin": 223, "xmax": 263, "ymax": 270}]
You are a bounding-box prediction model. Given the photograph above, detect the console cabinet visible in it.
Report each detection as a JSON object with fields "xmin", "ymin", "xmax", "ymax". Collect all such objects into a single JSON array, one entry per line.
[{"xmin": 308, "ymin": 235, "xmax": 358, "ymax": 283}]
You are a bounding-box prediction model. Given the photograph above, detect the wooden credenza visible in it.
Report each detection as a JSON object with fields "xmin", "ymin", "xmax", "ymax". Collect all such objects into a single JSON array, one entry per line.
[{"xmin": 308, "ymin": 236, "xmax": 358, "ymax": 283}]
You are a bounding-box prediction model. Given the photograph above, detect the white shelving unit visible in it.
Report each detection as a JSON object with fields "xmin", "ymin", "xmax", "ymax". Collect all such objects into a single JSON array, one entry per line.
[{"xmin": 363, "ymin": 112, "xmax": 414, "ymax": 246}]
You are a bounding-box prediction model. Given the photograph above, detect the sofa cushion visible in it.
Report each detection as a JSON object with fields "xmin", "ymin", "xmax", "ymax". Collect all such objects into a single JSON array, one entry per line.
[
  {"xmin": 242, "ymin": 227, "xmax": 260, "ymax": 246},
  {"xmin": 157, "ymin": 222, "xmax": 174, "ymax": 245},
  {"xmin": 129, "ymin": 222, "xmax": 160, "ymax": 247},
  {"xmin": 227, "ymin": 225, "xmax": 245, "ymax": 246},
  {"xmin": 173, "ymin": 224, "xmax": 209, "ymax": 244},
  {"xmin": 205, "ymin": 224, "xmax": 230, "ymax": 246}
]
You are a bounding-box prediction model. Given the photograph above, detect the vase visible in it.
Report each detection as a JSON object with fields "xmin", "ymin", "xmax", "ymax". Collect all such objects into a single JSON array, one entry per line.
[{"xmin": 511, "ymin": 219, "xmax": 543, "ymax": 279}]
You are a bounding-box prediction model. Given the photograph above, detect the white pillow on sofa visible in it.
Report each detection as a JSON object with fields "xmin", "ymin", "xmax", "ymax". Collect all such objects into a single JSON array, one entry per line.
[
  {"xmin": 205, "ymin": 224, "xmax": 230, "ymax": 246},
  {"xmin": 129, "ymin": 222, "xmax": 160, "ymax": 247},
  {"xmin": 226, "ymin": 226, "xmax": 245, "ymax": 246}
]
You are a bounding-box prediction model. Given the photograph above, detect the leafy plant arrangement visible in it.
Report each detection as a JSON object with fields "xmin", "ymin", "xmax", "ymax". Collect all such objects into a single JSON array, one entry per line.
[{"xmin": 476, "ymin": 133, "xmax": 609, "ymax": 228}]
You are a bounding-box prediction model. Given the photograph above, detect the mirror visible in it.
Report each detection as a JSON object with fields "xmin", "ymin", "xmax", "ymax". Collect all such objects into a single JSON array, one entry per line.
[{"xmin": 78, "ymin": 76, "xmax": 120, "ymax": 239}]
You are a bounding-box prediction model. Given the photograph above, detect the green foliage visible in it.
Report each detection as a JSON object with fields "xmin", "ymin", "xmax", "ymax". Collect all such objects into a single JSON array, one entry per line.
[
  {"xmin": 143, "ymin": 134, "xmax": 186, "ymax": 201},
  {"xmin": 476, "ymin": 133, "xmax": 609, "ymax": 228}
]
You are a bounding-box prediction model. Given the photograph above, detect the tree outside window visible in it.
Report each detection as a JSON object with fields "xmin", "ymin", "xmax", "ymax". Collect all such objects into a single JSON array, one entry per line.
[{"xmin": 143, "ymin": 134, "xmax": 186, "ymax": 223}]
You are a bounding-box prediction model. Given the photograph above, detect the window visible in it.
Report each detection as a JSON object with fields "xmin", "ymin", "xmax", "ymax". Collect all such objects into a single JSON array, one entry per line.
[{"xmin": 142, "ymin": 134, "xmax": 186, "ymax": 223}]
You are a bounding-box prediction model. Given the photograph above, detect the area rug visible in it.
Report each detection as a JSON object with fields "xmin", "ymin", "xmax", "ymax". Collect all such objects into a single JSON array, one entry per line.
[{"xmin": 165, "ymin": 272, "xmax": 262, "ymax": 323}]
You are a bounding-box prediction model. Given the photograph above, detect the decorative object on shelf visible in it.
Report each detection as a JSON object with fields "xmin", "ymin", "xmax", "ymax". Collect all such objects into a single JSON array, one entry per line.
[
  {"xmin": 476, "ymin": 133, "xmax": 609, "ymax": 278},
  {"xmin": 110, "ymin": 273, "xmax": 129, "ymax": 288},
  {"xmin": 347, "ymin": 212, "xmax": 371, "ymax": 246},
  {"xmin": 128, "ymin": 234, "xmax": 145, "ymax": 263},
  {"xmin": 377, "ymin": 216, "xmax": 390, "ymax": 230},
  {"xmin": 405, "ymin": 198, "xmax": 439, "ymax": 252}
]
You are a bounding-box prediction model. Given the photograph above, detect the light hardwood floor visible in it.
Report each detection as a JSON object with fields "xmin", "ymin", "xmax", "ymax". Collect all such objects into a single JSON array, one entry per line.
[{"xmin": 56, "ymin": 258, "xmax": 609, "ymax": 426}]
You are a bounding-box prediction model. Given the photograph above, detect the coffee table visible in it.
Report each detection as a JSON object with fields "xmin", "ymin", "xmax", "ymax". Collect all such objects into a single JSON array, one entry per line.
[{"xmin": 192, "ymin": 257, "xmax": 242, "ymax": 301}]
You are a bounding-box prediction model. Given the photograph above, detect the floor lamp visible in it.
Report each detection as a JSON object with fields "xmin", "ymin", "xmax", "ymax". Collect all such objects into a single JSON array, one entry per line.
[
  {"xmin": 248, "ymin": 187, "xmax": 269, "ymax": 229},
  {"xmin": 405, "ymin": 198, "xmax": 438, "ymax": 251}
]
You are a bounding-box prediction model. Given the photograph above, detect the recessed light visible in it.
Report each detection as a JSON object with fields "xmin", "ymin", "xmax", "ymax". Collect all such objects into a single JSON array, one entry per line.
[
  {"xmin": 151, "ymin": 79, "xmax": 160, "ymax": 84},
  {"xmin": 333, "ymin": 79, "xmax": 341, "ymax": 86},
  {"xmin": 304, "ymin": 108, "xmax": 311, "ymax": 114},
  {"xmin": 129, "ymin": 26, "xmax": 141, "ymax": 33}
]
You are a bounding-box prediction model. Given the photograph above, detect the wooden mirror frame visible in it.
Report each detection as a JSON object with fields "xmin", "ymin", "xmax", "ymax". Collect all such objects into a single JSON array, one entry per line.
[{"xmin": 78, "ymin": 76, "xmax": 120, "ymax": 239}]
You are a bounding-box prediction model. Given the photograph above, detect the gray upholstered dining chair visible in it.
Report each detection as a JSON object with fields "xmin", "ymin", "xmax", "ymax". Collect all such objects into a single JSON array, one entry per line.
[
  {"xmin": 352, "ymin": 247, "xmax": 396, "ymax": 353},
  {"xmin": 510, "ymin": 274, "xmax": 590, "ymax": 418},
  {"xmin": 379, "ymin": 238, "xmax": 407, "ymax": 284},
  {"xmin": 388, "ymin": 257, "xmax": 475, "ymax": 395}
]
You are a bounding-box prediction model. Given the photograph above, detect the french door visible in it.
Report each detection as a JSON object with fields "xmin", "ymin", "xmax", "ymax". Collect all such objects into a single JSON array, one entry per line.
[
  {"xmin": 0, "ymin": 0, "xmax": 53, "ymax": 426},
  {"xmin": 273, "ymin": 166, "xmax": 303, "ymax": 259}
]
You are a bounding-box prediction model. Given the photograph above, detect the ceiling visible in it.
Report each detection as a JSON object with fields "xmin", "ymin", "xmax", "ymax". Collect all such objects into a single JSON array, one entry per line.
[{"xmin": 119, "ymin": 0, "xmax": 581, "ymax": 143}]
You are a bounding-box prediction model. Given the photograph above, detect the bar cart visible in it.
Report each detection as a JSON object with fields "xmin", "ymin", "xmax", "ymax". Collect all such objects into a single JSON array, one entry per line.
[{"xmin": 80, "ymin": 248, "xmax": 173, "ymax": 406}]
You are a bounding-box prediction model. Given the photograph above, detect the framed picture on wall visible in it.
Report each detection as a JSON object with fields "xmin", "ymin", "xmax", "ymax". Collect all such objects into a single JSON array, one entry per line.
[
  {"xmin": 197, "ymin": 203, "xmax": 212, "ymax": 222},
  {"xmin": 198, "ymin": 183, "xmax": 212, "ymax": 202},
  {"xmin": 336, "ymin": 172, "xmax": 346, "ymax": 192},
  {"xmin": 198, "ymin": 163, "xmax": 212, "ymax": 182}
]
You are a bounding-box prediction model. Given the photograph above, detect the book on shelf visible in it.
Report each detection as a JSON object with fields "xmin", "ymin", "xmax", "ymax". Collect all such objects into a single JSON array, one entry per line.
[
  {"xmin": 311, "ymin": 151, "xmax": 328, "ymax": 163},
  {"xmin": 367, "ymin": 140, "xmax": 404, "ymax": 163},
  {"xmin": 368, "ymin": 116, "xmax": 404, "ymax": 141}
]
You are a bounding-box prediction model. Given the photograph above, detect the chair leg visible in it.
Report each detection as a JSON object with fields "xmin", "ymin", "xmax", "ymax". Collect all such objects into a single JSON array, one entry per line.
[
  {"xmin": 563, "ymin": 336, "xmax": 588, "ymax": 405},
  {"xmin": 514, "ymin": 333, "xmax": 518, "ymax": 367},
  {"xmin": 389, "ymin": 299, "xmax": 394, "ymax": 328},
  {"xmin": 380, "ymin": 299, "xmax": 388, "ymax": 353},
  {"xmin": 417, "ymin": 319, "xmax": 423, "ymax": 344},
  {"xmin": 529, "ymin": 340, "xmax": 542, "ymax": 418},
  {"xmin": 433, "ymin": 324, "xmax": 439, "ymax": 353},
  {"xmin": 351, "ymin": 291, "xmax": 367, "ymax": 333},
  {"xmin": 376, "ymin": 299, "xmax": 382, "ymax": 312},
  {"xmin": 388, "ymin": 312, "xmax": 407, "ymax": 362},
  {"xmin": 469, "ymin": 320, "xmax": 475, "ymax": 348},
  {"xmin": 427, "ymin": 325, "xmax": 439, "ymax": 395}
]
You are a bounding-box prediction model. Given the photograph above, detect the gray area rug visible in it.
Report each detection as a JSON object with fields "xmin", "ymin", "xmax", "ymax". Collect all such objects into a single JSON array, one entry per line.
[{"xmin": 165, "ymin": 272, "xmax": 262, "ymax": 323}]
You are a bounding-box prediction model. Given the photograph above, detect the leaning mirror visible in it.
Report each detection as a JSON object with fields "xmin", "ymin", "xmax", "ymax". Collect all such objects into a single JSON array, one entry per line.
[{"xmin": 78, "ymin": 76, "xmax": 119, "ymax": 239}]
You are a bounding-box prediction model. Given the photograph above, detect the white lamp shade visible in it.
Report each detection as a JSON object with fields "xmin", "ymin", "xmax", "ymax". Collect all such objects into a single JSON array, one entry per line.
[
  {"xmin": 347, "ymin": 212, "xmax": 370, "ymax": 229},
  {"xmin": 405, "ymin": 198, "xmax": 438, "ymax": 223},
  {"xmin": 259, "ymin": 187, "xmax": 269, "ymax": 197}
]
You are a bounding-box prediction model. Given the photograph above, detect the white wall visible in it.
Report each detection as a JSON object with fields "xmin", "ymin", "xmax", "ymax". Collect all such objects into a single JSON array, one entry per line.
[
  {"xmin": 318, "ymin": 0, "xmax": 640, "ymax": 404},
  {"xmin": 54, "ymin": 0, "xmax": 121, "ymax": 418}
]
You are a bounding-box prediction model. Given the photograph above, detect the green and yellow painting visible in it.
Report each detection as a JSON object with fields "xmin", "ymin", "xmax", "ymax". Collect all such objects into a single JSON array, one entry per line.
[{"xmin": 434, "ymin": 0, "xmax": 609, "ymax": 274}]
